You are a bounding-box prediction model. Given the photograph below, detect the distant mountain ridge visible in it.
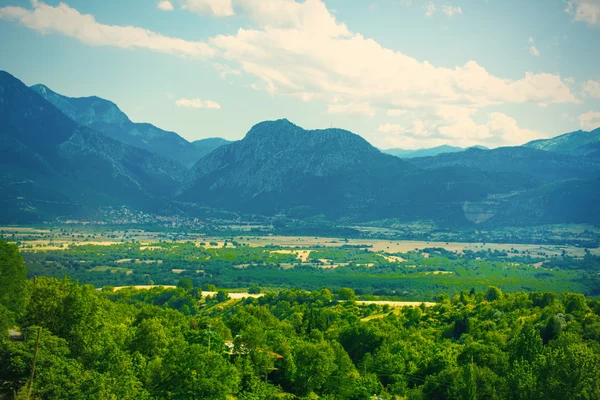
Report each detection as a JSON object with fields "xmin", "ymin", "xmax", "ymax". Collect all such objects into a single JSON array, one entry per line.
[
  {"xmin": 0, "ymin": 71, "xmax": 182, "ymax": 222},
  {"xmin": 523, "ymin": 128, "xmax": 600, "ymax": 157},
  {"xmin": 30, "ymin": 84, "xmax": 228, "ymax": 166},
  {"xmin": 384, "ymin": 145, "xmax": 463, "ymax": 158},
  {"xmin": 407, "ymin": 146, "xmax": 600, "ymax": 183},
  {"xmin": 192, "ymin": 137, "xmax": 233, "ymax": 159},
  {"xmin": 2, "ymin": 70, "xmax": 600, "ymax": 226},
  {"xmin": 178, "ymin": 119, "xmax": 538, "ymax": 222}
]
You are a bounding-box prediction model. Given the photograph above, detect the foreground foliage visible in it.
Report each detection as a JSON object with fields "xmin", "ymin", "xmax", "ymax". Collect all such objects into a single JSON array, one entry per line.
[{"xmin": 1, "ymin": 240, "xmax": 600, "ymax": 399}]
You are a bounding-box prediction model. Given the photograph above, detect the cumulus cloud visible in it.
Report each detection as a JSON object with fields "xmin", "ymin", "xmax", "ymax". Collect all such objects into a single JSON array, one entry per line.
[
  {"xmin": 327, "ymin": 101, "xmax": 376, "ymax": 117},
  {"xmin": 387, "ymin": 109, "xmax": 408, "ymax": 116},
  {"xmin": 565, "ymin": 0, "xmax": 600, "ymax": 27},
  {"xmin": 425, "ymin": 2, "xmax": 436, "ymax": 17},
  {"xmin": 579, "ymin": 111, "xmax": 600, "ymax": 130},
  {"xmin": 379, "ymin": 106, "xmax": 545, "ymax": 148},
  {"xmin": 175, "ymin": 98, "xmax": 222, "ymax": 109},
  {"xmin": 0, "ymin": 1, "xmax": 213, "ymax": 57},
  {"xmin": 0, "ymin": 0, "xmax": 581, "ymax": 148},
  {"xmin": 581, "ymin": 79, "xmax": 600, "ymax": 98},
  {"xmin": 441, "ymin": 5, "xmax": 462, "ymax": 16},
  {"xmin": 157, "ymin": 1, "xmax": 174, "ymax": 11},
  {"xmin": 179, "ymin": 0, "xmax": 234, "ymax": 17}
]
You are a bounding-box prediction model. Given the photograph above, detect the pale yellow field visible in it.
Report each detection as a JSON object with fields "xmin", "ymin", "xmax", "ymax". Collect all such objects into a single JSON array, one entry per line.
[
  {"xmin": 355, "ymin": 300, "xmax": 435, "ymax": 307},
  {"xmin": 108, "ymin": 286, "xmax": 264, "ymax": 299},
  {"xmin": 270, "ymin": 249, "xmax": 312, "ymax": 262},
  {"xmin": 5, "ymin": 227, "xmax": 598, "ymax": 258},
  {"xmin": 378, "ymin": 254, "xmax": 406, "ymax": 262}
]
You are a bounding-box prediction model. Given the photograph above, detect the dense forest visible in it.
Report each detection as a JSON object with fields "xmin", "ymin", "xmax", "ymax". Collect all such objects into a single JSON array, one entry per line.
[{"xmin": 1, "ymin": 239, "xmax": 600, "ymax": 399}]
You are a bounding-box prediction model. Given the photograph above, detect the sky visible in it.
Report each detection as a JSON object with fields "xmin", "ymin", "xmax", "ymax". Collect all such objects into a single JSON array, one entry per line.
[{"xmin": 0, "ymin": 0, "xmax": 599, "ymax": 150}]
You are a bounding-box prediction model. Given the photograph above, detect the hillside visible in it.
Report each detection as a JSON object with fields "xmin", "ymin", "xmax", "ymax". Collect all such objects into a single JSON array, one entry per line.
[
  {"xmin": 30, "ymin": 83, "xmax": 203, "ymax": 166},
  {"xmin": 524, "ymin": 128, "xmax": 600, "ymax": 157},
  {"xmin": 408, "ymin": 146, "xmax": 600, "ymax": 183},
  {"xmin": 2, "ymin": 69, "xmax": 600, "ymax": 227},
  {"xmin": 487, "ymin": 177, "xmax": 600, "ymax": 226},
  {"xmin": 2, "ymin": 239, "xmax": 600, "ymax": 399},
  {"xmin": 0, "ymin": 71, "xmax": 182, "ymax": 223},
  {"xmin": 178, "ymin": 120, "xmax": 537, "ymax": 223}
]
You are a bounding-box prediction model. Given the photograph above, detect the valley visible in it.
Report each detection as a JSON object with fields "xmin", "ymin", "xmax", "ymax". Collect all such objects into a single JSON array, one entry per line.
[{"xmin": 4, "ymin": 227, "xmax": 599, "ymax": 302}]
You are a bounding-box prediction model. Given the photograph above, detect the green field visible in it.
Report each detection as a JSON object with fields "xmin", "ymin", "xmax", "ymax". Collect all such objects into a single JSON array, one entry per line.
[{"xmin": 5, "ymin": 228, "xmax": 598, "ymax": 301}]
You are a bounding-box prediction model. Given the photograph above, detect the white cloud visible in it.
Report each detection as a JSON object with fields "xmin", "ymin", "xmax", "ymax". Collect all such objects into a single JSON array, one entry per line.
[
  {"xmin": 0, "ymin": 0, "xmax": 581, "ymax": 148},
  {"xmin": 213, "ymin": 63, "xmax": 242, "ymax": 78},
  {"xmin": 0, "ymin": 1, "xmax": 213, "ymax": 57},
  {"xmin": 441, "ymin": 5, "xmax": 462, "ymax": 16},
  {"xmin": 529, "ymin": 46, "xmax": 540, "ymax": 56},
  {"xmin": 527, "ymin": 37, "xmax": 540, "ymax": 56},
  {"xmin": 379, "ymin": 106, "xmax": 544, "ymax": 148},
  {"xmin": 327, "ymin": 101, "xmax": 376, "ymax": 117},
  {"xmin": 175, "ymin": 98, "xmax": 222, "ymax": 109},
  {"xmin": 565, "ymin": 0, "xmax": 600, "ymax": 27},
  {"xmin": 179, "ymin": 0, "xmax": 234, "ymax": 17},
  {"xmin": 378, "ymin": 123, "xmax": 404, "ymax": 134},
  {"xmin": 425, "ymin": 2, "xmax": 436, "ymax": 17},
  {"xmin": 387, "ymin": 109, "xmax": 408, "ymax": 116},
  {"xmin": 157, "ymin": 1, "xmax": 174, "ymax": 11},
  {"xmin": 485, "ymin": 112, "xmax": 543, "ymax": 144},
  {"xmin": 579, "ymin": 111, "xmax": 600, "ymax": 130},
  {"xmin": 565, "ymin": 77, "xmax": 575, "ymax": 84},
  {"xmin": 581, "ymin": 79, "xmax": 600, "ymax": 98}
]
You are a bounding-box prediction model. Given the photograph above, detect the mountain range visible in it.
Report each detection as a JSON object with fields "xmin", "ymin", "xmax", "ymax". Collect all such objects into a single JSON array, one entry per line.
[
  {"xmin": 1, "ymin": 70, "xmax": 599, "ymax": 227},
  {"xmin": 30, "ymin": 83, "xmax": 211, "ymax": 167},
  {"xmin": 382, "ymin": 145, "xmax": 488, "ymax": 158}
]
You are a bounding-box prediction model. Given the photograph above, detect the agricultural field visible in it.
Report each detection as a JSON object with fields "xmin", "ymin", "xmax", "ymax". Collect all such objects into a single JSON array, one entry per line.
[{"xmin": 4, "ymin": 227, "xmax": 599, "ymax": 301}]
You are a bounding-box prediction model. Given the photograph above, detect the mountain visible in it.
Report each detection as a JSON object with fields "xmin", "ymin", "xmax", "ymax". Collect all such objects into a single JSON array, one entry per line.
[
  {"xmin": 383, "ymin": 145, "xmax": 489, "ymax": 158},
  {"xmin": 177, "ymin": 120, "xmax": 535, "ymax": 223},
  {"xmin": 408, "ymin": 146, "xmax": 600, "ymax": 183},
  {"xmin": 30, "ymin": 84, "xmax": 203, "ymax": 166},
  {"xmin": 523, "ymin": 128, "xmax": 600, "ymax": 157},
  {"xmin": 0, "ymin": 71, "xmax": 182, "ymax": 223},
  {"xmin": 192, "ymin": 137, "xmax": 232, "ymax": 158},
  {"xmin": 383, "ymin": 145, "xmax": 464, "ymax": 158},
  {"xmin": 487, "ymin": 178, "xmax": 600, "ymax": 226},
  {"xmin": 3, "ymin": 69, "xmax": 600, "ymax": 227}
]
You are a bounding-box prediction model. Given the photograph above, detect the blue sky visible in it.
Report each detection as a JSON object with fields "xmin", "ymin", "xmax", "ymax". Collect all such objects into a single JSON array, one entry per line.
[{"xmin": 1, "ymin": 0, "xmax": 599, "ymax": 149}]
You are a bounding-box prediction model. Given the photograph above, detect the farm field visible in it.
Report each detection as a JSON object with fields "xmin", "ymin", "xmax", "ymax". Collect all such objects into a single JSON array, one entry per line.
[
  {"xmin": 4, "ymin": 227, "xmax": 599, "ymax": 301},
  {"xmin": 3, "ymin": 226, "xmax": 598, "ymax": 258}
]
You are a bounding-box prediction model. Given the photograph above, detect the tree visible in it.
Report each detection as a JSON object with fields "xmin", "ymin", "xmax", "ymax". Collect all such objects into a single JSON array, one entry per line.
[
  {"xmin": 202, "ymin": 283, "xmax": 217, "ymax": 292},
  {"xmin": 248, "ymin": 285, "xmax": 262, "ymax": 294},
  {"xmin": 177, "ymin": 278, "xmax": 193, "ymax": 291},
  {"xmin": 293, "ymin": 341, "xmax": 337, "ymax": 395},
  {"xmin": 484, "ymin": 286, "xmax": 503, "ymax": 302},
  {"xmin": 509, "ymin": 322, "xmax": 543, "ymax": 363},
  {"xmin": 216, "ymin": 291, "xmax": 230, "ymax": 303},
  {"xmin": 0, "ymin": 240, "xmax": 28, "ymax": 316},
  {"xmin": 131, "ymin": 318, "xmax": 169, "ymax": 358},
  {"xmin": 156, "ymin": 341, "xmax": 239, "ymax": 398},
  {"xmin": 337, "ymin": 288, "xmax": 356, "ymax": 301},
  {"xmin": 562, "ymin": 293, "xmax": 589, "ymax": 315}
]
